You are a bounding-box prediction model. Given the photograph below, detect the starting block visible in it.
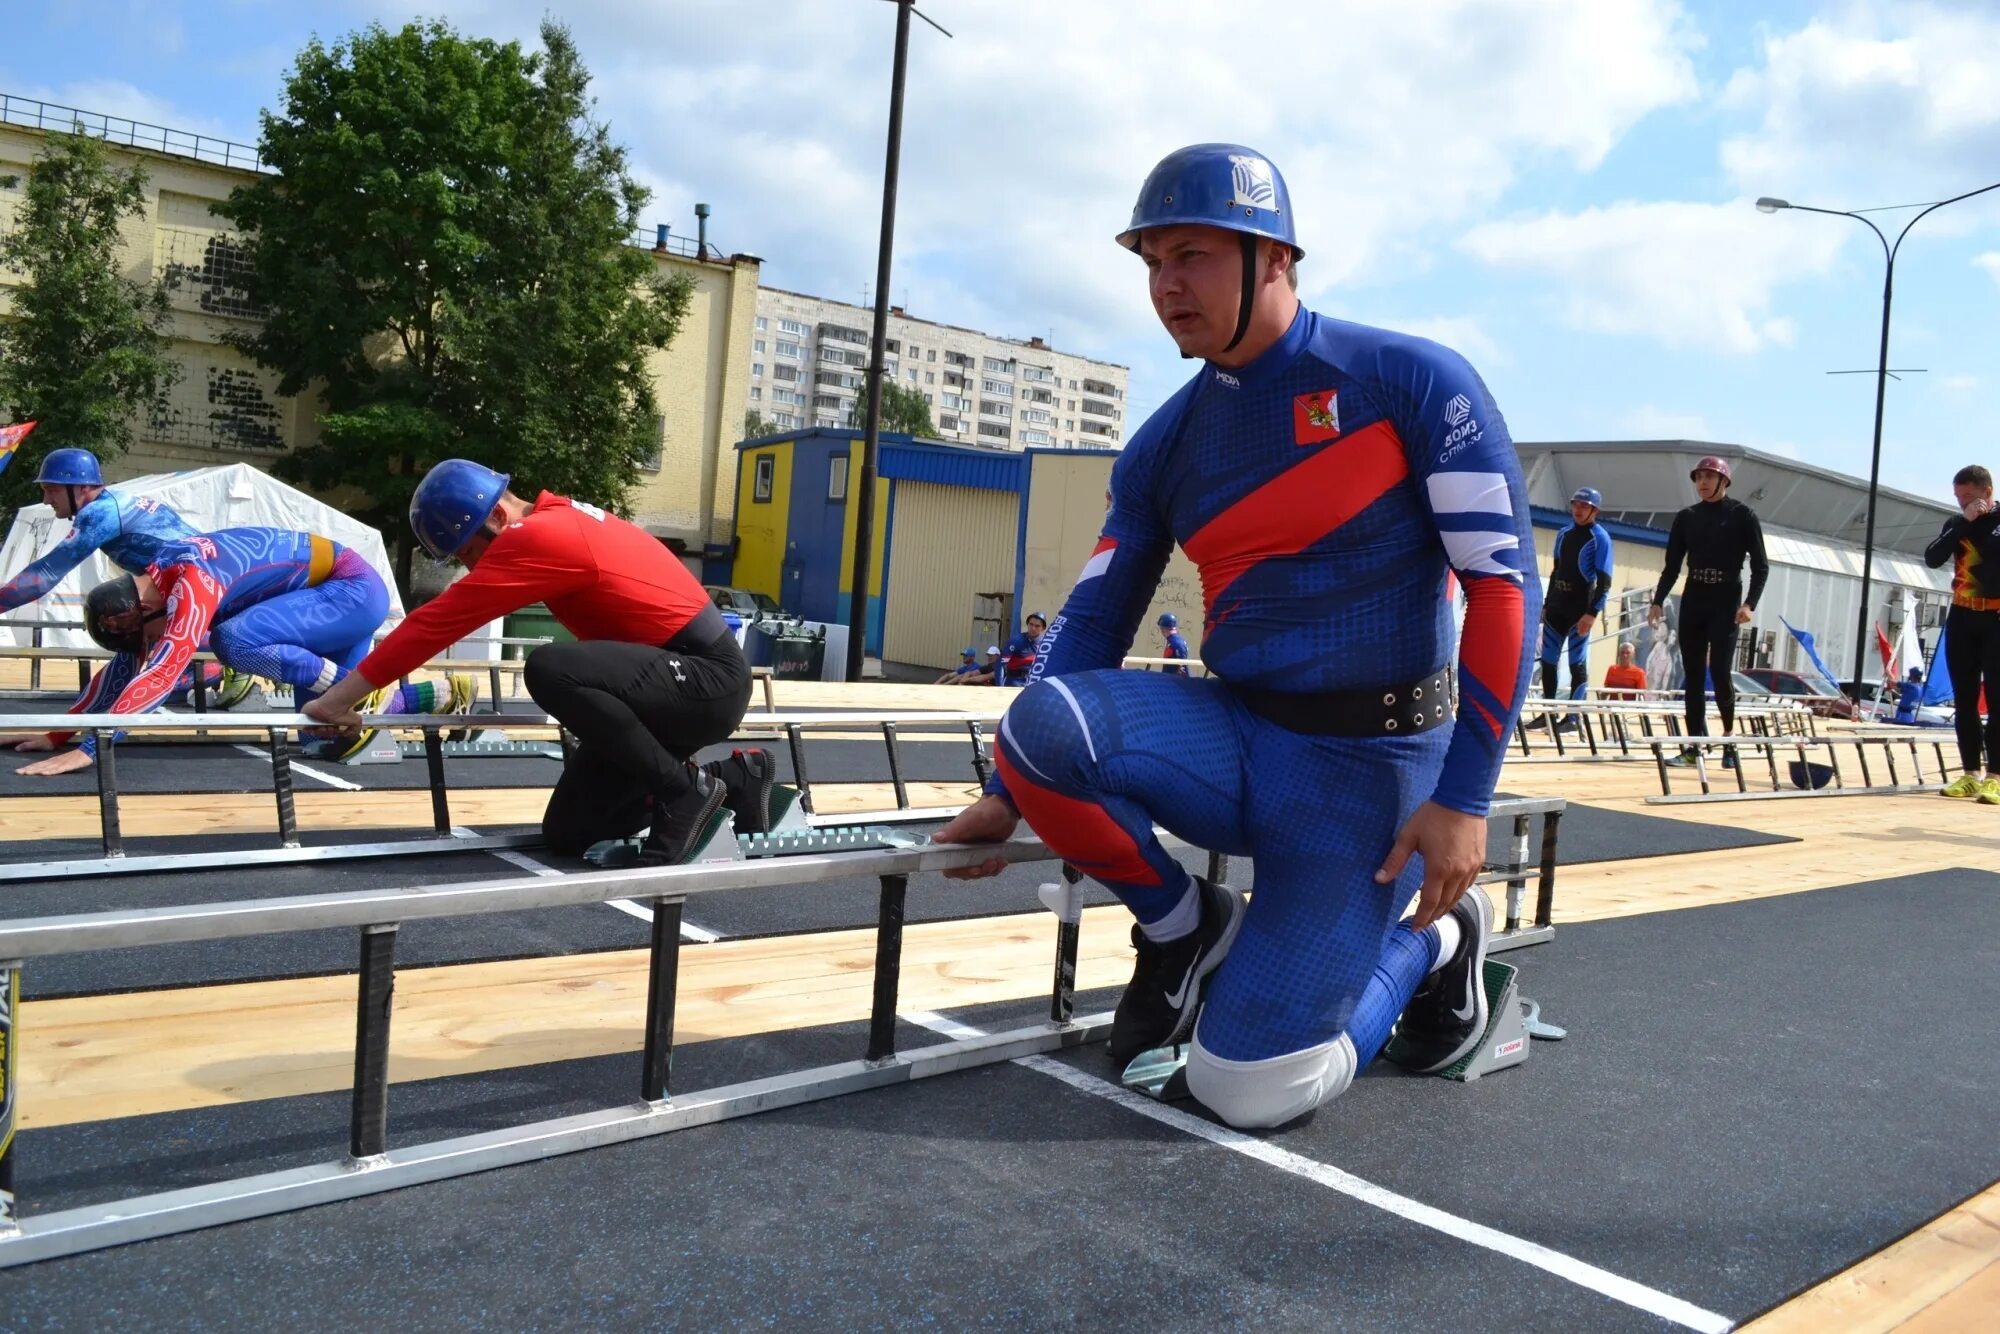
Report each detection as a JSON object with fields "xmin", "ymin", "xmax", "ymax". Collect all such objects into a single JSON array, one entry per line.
[
  {"xmin": 334, "ymin": 731, "xmax": 403, "ymax": 766},
  {"xmin": 580, "ymin": 784, "xmax": 923, "ymax": 867},
  {"xmin": 1438, "ymin": 958, "xmax": 1563, "ymax": 1081}
]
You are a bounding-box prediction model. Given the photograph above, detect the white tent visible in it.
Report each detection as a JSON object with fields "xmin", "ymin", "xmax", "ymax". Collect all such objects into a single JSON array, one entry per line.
[{"xmin": 0, "ymin": 463, "xmax": 407, "ymax": 650}]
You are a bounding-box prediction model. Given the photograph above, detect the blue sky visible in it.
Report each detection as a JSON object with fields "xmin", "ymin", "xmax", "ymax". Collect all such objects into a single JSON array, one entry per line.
[{"xmin": 7, "ymin": 0, "xmax": 1998, "ymax": 506}]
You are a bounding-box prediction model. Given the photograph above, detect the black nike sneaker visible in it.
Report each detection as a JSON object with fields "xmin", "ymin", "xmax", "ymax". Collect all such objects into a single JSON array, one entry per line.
[
  {"xmin": 704, "ymin": 747, "xmax": 777, "ymax": 834},
  {"xmin": 633, "ymin": 767, "xmax": 730, "ymax": 866},
  {"xmin": 1385, "ymin": 884, "xmax": 1493, "ymax": 1074},
  {"xmin": 1106, "ymin": 877, "xmax": 1246, "ymax": 1065}
]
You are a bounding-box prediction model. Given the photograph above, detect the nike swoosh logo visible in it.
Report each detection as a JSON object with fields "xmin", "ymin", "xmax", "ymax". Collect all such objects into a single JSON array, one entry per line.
[
  {"xmin": 1164, "ymin": 957, "xmax": 1201, "ymax": 1010},
  {"xmin": 1451, "ymin": 974, "xmax": 1479, "ymax": 1022}
]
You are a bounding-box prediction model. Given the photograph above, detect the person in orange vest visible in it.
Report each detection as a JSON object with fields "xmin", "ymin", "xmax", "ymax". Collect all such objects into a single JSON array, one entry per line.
[{"xmin": 1603, "ymin": 641, "xmax": 1647, "ymax": 694}]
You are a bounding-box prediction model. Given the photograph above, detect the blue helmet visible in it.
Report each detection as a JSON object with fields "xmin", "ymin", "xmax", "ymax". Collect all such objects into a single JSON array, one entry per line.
[
  {"xmin": 410, "ymin": 458, "xmax": 511, "ymax": 561},
  {"xmin": 1157, "ymin": 612, "xmax": 1179, "ymax": 629},
  {"xmin": 1571, "ymin": 487, "xmax": 1602, "ymax": 509},
  {"xmin": 36, "ymin": 447, "xmax": 103, "ymax": 487},
  {"xmin": 1116, "ymin": 144, "xmax": 1303, "ymax": 258}
]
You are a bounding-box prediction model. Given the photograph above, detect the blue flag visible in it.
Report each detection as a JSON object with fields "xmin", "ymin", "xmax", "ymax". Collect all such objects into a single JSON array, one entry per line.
[
  {"xmin": 1922, "ymin": 621, "xmax": 1953, "ymax": 707},
  {"xmin": 1780, "ymin": 618, "xmax": 1844, "ymax": 693}
]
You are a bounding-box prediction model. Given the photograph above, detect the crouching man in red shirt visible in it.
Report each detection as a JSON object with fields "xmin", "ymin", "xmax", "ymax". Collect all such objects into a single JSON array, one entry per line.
[{"xmin": 303, "ymin": 459, "xmax": 777, "ymax": 863}]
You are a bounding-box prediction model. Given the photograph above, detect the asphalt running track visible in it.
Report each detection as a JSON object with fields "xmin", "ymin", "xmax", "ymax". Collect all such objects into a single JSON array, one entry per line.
[{"xmin": 2, "ymin": 870, "xmax": 1993, "ymax": 1330}]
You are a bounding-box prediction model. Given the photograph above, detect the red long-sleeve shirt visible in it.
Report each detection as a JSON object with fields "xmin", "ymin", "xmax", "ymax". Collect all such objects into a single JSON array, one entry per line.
[{"xmin": 358, "ymin": 493, "xmax": 711, "ymax": 685}]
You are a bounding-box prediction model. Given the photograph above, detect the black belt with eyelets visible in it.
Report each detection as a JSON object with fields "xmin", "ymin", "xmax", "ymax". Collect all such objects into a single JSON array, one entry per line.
[{"xmin": 1231, "ymin": 668, "xmax": 1452, "ymax": 738}]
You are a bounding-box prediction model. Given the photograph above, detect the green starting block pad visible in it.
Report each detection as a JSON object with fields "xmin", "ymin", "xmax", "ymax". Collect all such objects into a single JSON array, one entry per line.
[{"xmin": 1439, "ymin": 958, "xmax": 1551, "ymax": 1082}]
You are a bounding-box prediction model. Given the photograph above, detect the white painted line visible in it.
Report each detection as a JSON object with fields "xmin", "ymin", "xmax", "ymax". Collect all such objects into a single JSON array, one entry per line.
[
  {"xmin": 900, "ymin": 1012, "xmax": 1733, "ymax": 1334},
  {"xmin": 232, "ymin": 743, "xmax": 363, "ymax": 791},
  {"xmin": 484, "ymin": 846, "xmax": 723, "ymax": 943}
]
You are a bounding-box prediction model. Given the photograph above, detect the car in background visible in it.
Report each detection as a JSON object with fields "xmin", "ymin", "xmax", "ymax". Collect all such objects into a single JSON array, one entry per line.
[
  {"xmin": 1840, "ymin": 678, "xmax": 1954, "ymax": 727},
  {"xmin": 1739, "ymin": 667, "xmax": 1861, "ymax": 720},
  {"xmin": 706, "ymin": 586, "xmax": 788, "ymax": 620}
]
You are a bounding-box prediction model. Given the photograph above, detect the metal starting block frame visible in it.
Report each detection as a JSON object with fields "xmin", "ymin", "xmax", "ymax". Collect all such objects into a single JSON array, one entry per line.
[{"xmin": 1645, "ymin": 733, "xmax": 1962, "ymax": 802}]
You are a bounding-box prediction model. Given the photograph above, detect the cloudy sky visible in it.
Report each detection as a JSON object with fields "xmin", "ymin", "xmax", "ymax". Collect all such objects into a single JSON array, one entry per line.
[{"xmin": 8, "ymin": 0, "xmax": 1999, "ymax": 503}]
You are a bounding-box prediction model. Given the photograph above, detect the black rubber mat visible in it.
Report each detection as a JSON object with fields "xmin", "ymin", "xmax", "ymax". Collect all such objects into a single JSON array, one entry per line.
[
  {"xmin": 1488, "ymin": 797, "xmax": 1796, "ymax": 865},
  {"xmin": 11, "ymin": 874, "xmax": 1989, "ymax": 1325}
]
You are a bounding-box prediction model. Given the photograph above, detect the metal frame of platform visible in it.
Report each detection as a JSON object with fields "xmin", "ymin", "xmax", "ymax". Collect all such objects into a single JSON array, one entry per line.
[{"xmin": 0, "ymin": 799, "xmax": 1566, "ymax": 1264}]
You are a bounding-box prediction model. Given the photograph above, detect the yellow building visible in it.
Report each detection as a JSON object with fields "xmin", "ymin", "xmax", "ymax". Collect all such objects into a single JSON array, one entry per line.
[{"xmin": 0, "ymin": 99, "xmax": 758, "ymax": 555}]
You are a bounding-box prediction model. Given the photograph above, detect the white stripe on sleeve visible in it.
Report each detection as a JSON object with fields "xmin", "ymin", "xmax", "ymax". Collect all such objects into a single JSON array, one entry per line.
[{"xmin": 1426, "ymin": 471, "xmax": 1512, "ymax": 516}]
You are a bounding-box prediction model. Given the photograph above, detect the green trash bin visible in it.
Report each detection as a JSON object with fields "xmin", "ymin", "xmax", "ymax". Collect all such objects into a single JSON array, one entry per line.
[
  {"xmin": 770, "ymin": 627, "xmax": 827, "ymax": 680},
  {"xmin": 503, "ymin": 603, "xmax": 574, "ymax": 660}
]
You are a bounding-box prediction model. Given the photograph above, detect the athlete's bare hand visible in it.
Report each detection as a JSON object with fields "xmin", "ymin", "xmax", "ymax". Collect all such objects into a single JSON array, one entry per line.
[
  {"xmin": 1376, "ymin": 800, "xmax": 1484, "ymax": 930},
  {"xmin": 934, "ymin": 793, "xmax": 1020, "ymax": 880},
  {"xmin": 18, "ymin": 747, "xmax": 93, "ymax": 777},
  {"xmin": 1575, "ymin": 612, "xmax": 1596, "ymax": 636},
  {"xmin": 1735, "ymin": 603, "xmax": 1754, "ymax": 625},
  {"xmin": 9, "ymin": 735, "xmax": 54, "ymax": 753},
  {"xmin": 301, "ymin": 692, "xmax": 363, "ymax": 738},
  {"xmin": 1647, "ymin": 604, "xmax": 1662, "ymax": 628}
]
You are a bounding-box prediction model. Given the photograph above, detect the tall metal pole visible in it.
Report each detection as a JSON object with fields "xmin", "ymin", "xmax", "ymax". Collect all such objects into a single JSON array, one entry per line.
[
  {"xmin": 1759, "ymin": 180, "xmax": 2000, "ymax": 691},
  {"xmin": 845, "ymin": 0, "xmax": 914, "ymax": 682},
  {"xmin": 1852, "ymin": 250, "xmax": 1894, "ymax": 694}
]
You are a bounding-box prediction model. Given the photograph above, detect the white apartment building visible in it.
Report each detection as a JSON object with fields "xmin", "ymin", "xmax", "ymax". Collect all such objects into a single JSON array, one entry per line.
[{"xmin": 746, "ymin": 287, "xmax": 1129, "ymax": 450}]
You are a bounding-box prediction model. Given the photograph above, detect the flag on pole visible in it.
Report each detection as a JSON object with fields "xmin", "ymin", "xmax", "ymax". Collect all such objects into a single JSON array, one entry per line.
[
  {"xmin": 0, "ymin": 421, "xmax": 36, "ymax": 476},
  {"xmin": 1875, "ymin": 622, "xmax": 1899, "ymax": 685},
  {"xmin": 1781, "ymin": 618, "xmax": 1844, "ymax": 693}
]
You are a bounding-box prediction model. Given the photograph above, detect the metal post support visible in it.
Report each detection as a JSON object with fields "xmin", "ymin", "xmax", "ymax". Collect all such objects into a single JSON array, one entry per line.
[
  {"xmin": 1653, "ymin": 742, "xmax": 1672, "ymax": 796},
  {"xmin": 1505, "ymin": 813, "xmax": 1531, "ymax": 931},
  {"xmin": 487, "ymin": 664, "xmax": 503, "ymax": 710},
  {"xmin": 1580, "ymin": 711, "xmax": 1599, "ymax": 756},
  {"xmin": 0, "ymin": 959, "xmax": 18, "ymax": 1235},
  {"xmin": 349, "ymin": 924, "xmax": 397, "ymax": 1160},
  {"xmin": 1854, "ymin": 741, "xmax": 1873, "ymax": 788},
  {"xmin": 423, "ymin": 728, "xmax": 451, "ymax": 835},
  {"xmin": 93, "ymin": 731, "xmax": 123, "ymax": 859},
  {"xmin": 1048, "ymin": 863, "xmax": 1083, "ymax": 1025},
  {"xmin": 1534, "ymin": 809, "xmax": 1562, "ymax": 928},
  {"xmin": 27, "ymin": 626, "xmax": 40, "ymax": 693},
  {"xmin": 866, "ymin": 873, "xmax": 909, "ymax": 1062},
  {"xmin": 269, "ymin": 728, "xmax": 300, "ymax": 848},
  {"xmin": 966, "ymin": 720, "xmax": 991, "ymax": 788},
  {"xmin": 641, "ymin": 898, "xmax": 684, "ymax": 1102},
  {"xmin": 883, "ymin": 722, "xmax": 909, "ymax": 810},
  {"xmin": 786, "ymin": 723, "xmax": 814, "ymax": 815}
]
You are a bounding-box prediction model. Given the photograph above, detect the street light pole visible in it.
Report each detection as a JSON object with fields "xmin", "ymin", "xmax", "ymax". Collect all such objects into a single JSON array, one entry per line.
[{"xmin": 1757, "ymin": 181, "xmax": 2000, "ymax": 692}]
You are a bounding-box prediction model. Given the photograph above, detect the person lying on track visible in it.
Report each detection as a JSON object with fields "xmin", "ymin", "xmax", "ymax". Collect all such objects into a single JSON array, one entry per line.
[
  {"xmin": 301, "ymin": 460, "xmax": 779, "ymax": 864},
  {"xmin": 0, "ymin": 446, "xmax": 251, "ymax": 709},
  {"xmin": 935, "ymin": 143, "xmax": 1537, "ymax": 1129},
  {"xmin": 10, "ymin": 527, "xmax": 461, "ymax": 776}
]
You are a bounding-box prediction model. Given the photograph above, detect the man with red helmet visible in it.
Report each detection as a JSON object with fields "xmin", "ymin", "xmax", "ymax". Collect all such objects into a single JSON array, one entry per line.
[{"xmin": 1648, "ymin": 455, "xmax": 1768, "ymax": 766}]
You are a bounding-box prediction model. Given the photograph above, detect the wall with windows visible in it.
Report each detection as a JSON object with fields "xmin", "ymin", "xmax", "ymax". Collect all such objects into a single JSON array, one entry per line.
[
  {"xmin": 748, "ymin": 285, "xmax": 1131, "ymax": 453},
  {"xmin": 2, "ymin": 112, "xmax": 760, "ymax": 560}
]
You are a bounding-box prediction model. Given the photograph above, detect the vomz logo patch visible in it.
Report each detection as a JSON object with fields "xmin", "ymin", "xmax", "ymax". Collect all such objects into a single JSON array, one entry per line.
[
  {"xmin": 1228, "ymin": 154, "xmax": 1278, "ymax": 209},
  {"xmin": 1293, "ymin": 389, "xmax": 1341, "ymax": 445},
  {"xmin": 1443, "ymin": 393, "xmax": 1472, "ymax": 428}
]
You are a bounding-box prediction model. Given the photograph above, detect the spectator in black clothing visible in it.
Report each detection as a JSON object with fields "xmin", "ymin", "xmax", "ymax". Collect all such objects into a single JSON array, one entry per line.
[
  {"xmin": 1648, "ymin": 455, "xmax": 1769, "ymax": 768},
  {"xmin": 1922, "ymin": 464, "xmax": 2000, "ymax": 801}
]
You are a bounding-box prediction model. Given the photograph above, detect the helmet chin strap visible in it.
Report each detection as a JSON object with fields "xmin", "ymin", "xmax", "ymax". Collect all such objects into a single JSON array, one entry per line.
[{"xmin": 1221, "ymin": 232, "xmax": 1259, "ymax": 355}]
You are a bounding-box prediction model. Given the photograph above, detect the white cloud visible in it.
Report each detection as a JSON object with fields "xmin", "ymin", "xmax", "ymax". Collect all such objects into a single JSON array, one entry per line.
[
  {"xmin": 1938, "ymin": 373, "xmax": 1979, "ymax": 391},
  {"xmin": 1459, "ymin": 199, "xmax": 1846, "ymax": 352},
  {"xmin": 1977, "ymin": 253, "xmax": 2000, "ymax": 286},
  {"xmin": 1719, "ymin": 2, "xmax": 2000, "ymax": 219},
  {"xmin": 1617, "ymin": 405, "xmax": 1716, "ymax": 439},
  {"xmin": 339, "ymin": 0, "xmax": 1699, "ymax": 355}
]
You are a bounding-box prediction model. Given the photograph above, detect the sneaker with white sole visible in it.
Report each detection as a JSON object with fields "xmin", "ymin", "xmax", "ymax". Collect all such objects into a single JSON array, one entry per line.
[
  {"xmin": 1385, "ymin": 885, "xmax": 1493, "ymax": 1075},
  {"xmin": 1107, "ymin": 877, "xmax": 1246, "ymax": 1065}
]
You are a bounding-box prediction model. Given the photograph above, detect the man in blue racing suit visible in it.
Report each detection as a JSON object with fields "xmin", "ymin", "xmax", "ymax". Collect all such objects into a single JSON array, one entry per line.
[
  {"xmin": 937, "ymin": 144, "xmax": 1536, "ymax": 1129},
  {"xmin": 0, "ymin": 448, "xmax": 245, "ymax": 707}
]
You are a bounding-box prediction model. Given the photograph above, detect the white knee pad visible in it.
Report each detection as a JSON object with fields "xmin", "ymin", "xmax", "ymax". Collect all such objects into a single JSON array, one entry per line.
[{"xmin": 1184, "ymin": 1026, "xmax": 1357, "ymax": 1130}]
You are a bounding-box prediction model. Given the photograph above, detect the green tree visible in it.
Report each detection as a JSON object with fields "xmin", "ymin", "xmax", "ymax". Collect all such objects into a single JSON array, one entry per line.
[
  {"xmin": 847, "ymin": 377, "xmax": 936, "ymax": 437},
  {"xmin": 217, "ymin": 19, "xmax": 693, "ymax": 579},
  {"xmin": 744, "ymin": 409, "xmax": 782, "ymax": 439},
  {"xmin": 0, "ymin": 128, "xmax": 180, "ymax": 519}
]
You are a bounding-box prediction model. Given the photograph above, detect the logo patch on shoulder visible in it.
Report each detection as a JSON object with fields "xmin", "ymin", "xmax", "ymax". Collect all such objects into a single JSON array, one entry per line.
[{"xmin": 1293, "ymin": 389, "xmax": 1341, "ymax": 445}]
